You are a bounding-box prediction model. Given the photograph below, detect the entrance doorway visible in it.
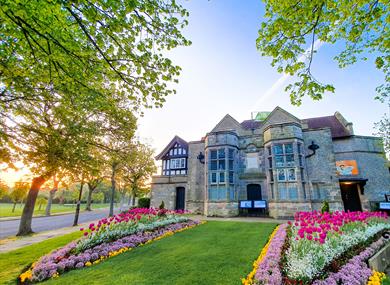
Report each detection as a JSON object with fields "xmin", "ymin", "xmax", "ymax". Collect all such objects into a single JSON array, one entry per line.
[
  {"xmin": 340, "ymin": 183, "xmax": 362, "ymax": 212},
  {"xmin": 247, "ymin": 184, "xmax": 262, "ymax": 200},
  {"xmin": 247, "ymin": 184, "xmax": 262, "ymax": 215},
  {"xmin": 175, "ymin": 187, "xmax": 185, "ymax": 210}
]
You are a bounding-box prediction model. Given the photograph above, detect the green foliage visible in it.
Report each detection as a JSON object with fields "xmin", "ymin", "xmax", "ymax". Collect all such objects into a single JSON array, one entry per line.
[
  {"xmin": 257, "ymin": 0, "xmax": 389, "ymax": 105},
  {"xmin": 120, "ymin": 142, "xmax": 157, "ymax": 198},
  {"xmin": 0, "ymin": 0, "xmax": 190, "ymax": 232},
  {"xmin": 374, "ymin": 114, "xmax": 390, "ymax": 158},
  {"xmin": 93, "ymin": 192, "xmax": 105, "ymax": 204},
  {"xmin": 0, "ymin": 0, "xmax": 190, "ymax": 111},
  {"xmin": 159, "ymin": 200, "xmax": 165, "ymax": 210},
  {"xmin": 138, "ymin": 197, "xmax": 150, "ymax": 208},
  {"xmin": 10, "ymin": 181, "xmax": 29, "ymax": 203},
  {"xmin": 321, "ymin": 200, "xmax": 330, "ymax": 213},
  {"xmin": 36, "ymin": 197, "xmax": 47, "ymax": 210},
  {"xmin": 0, "ymin": 179, "xmax": 9, "ymax": 199}
]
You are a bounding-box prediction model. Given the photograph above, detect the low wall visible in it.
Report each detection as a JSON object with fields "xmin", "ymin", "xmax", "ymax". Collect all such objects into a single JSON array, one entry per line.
[
  {"xmin": 368, "ymin": 236, "xmax": 390, "ymax": 272},
  {"xmin": 206, "ymin": 202, "xmax": 239, "ymax": 217}
]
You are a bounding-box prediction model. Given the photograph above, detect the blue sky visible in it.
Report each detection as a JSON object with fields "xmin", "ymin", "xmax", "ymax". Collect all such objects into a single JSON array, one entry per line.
[{"xmin": 138, "ymin": 0, "xmax": 388, "ymax": 154}]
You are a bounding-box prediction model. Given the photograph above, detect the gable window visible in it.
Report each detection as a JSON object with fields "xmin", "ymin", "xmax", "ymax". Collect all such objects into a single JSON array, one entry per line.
[{"xmin": 168, "ymin": 143, "xmax": 187, "ymax": 158}]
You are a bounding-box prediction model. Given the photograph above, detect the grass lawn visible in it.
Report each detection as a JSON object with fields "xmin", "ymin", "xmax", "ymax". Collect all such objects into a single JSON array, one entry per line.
[
  {"xmin": 0, "ymin": 231, "xmax": 83, "ymax": 285},
  {"xmin": 0, "ymin": 221, "xmax": 277, "ymax": 285},
  {"xmin": 0, "ymin": 203, "xmax": 110, "ymax": 218}
]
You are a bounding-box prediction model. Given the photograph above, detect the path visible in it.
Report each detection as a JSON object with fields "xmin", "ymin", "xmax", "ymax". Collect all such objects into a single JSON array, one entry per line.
[
  {"xmin": 0, "ymin": 207, "xmax": 116, "ymax": 239},
  {"xmin": 0, "ymin": 215, "xmax": 287, "ymax": 253}
]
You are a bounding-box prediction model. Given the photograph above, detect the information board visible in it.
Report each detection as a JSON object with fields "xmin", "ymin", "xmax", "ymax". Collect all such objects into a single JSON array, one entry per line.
[
  {"xmin": 379, "ymin": 202, "xmax": 390, "ymax": 210},
  {"xmin": 239, "ymin": 200, "xmax": 252, "ymax": 208},
  {"xmin": 253, "ymin": 200, "xmax": 267, "ymax": 209}
]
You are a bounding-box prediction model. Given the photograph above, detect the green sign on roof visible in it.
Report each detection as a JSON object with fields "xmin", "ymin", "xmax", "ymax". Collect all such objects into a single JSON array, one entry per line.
[{"xmin": 254, "ymin": 112, "xmax": 271, "ymax": 121}]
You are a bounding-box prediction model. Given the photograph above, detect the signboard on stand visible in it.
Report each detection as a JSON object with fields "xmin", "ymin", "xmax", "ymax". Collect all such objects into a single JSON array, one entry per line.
[
  {"xmin": 239, "ymin": 200, "xmax": 252, "ymax": 208},
  {"xmin": 253, "ymin": 200, "xmax": 267, "ymax": 209}
]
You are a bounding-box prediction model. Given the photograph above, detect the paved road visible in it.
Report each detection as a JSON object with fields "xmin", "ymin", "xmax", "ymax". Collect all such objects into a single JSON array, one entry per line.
[{"xmin": 0, "ymin": 208, "xmax": 117, "ymax": 239}]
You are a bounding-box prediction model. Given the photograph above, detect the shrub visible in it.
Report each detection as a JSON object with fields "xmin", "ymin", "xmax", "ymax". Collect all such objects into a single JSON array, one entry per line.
[
  {"xmin": 159, "ymin": 201, "xmax": 165, "ymax": 209},
  {"xmin": 138, "ymin": 197, "xmax": 150, "ymax": 208},
  {"xmin": 321, "ymin": 201, "xmax": 330, "ymax": 213}
]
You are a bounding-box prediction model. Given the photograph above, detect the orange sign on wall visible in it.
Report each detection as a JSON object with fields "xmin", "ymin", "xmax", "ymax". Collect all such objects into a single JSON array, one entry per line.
[{"xmin": 336, "ymin": 160, "xmax": 359, "ymax": 176}]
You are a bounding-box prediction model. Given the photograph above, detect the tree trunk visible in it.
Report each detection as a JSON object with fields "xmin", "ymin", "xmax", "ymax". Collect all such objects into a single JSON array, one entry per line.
[
  {"xmin": 12, "ymin": 202, "xmax": 16, "ymax": 212},
  {"xmin": 119, "ymin": 192, "xmax": 126, "ymax": 212},
  {"xmin": 17, "ymin": 176, "xmax": 46, "ymax": 236},
  {"xmin": 73, "ymin": 180, "xmax": 84, "ymax": 226},
  {"xmin": 45, "ymin": 176, "xmax": 59, "ymax": 216},
  {"xmin": 109, "ymin": 163, "xmax": 118, "ymax": 217},
  {"xmin": 85, "ymin": 184, "xmax": 95, "ymax": 211},
  {"xmin": 132, "ymin": 195, "xmax": 136, "ymax": 207},
  {"xmin": 45, "ymin": 190, "xmax": 55, "ymax": 216}
]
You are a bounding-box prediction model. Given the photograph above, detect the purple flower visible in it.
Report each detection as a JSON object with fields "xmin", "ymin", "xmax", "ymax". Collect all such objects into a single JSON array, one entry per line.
[
  {"xmin": 28, "ymin": 219, "xmax": 200, "ymax": 282},
  {"xmin": 312, "ymin": 237, "xmax": 387, "ymax": 285},
  {"xmin": 253, "ymin": 224, "xmax": 287, "ymax": 285},
  {"xmin": 75, "ymin": 262, "xmax": 84, "ymax": 268}
]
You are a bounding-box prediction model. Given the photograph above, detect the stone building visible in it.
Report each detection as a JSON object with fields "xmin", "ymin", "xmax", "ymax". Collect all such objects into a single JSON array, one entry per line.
[{"xmin": 150, "ymin": 107, "xmax": 390, "ymax": 218}]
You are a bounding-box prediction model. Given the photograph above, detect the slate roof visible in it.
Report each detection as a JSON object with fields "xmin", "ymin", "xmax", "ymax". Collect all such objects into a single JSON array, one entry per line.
[
  {"xmin": 240, "ymin": 120, "xmax": 263, "ymax": 130},
  {"xmin": 304, "ymin": 115, "xmax": 351, "ymax": 138},
  {"xmin": 241, "ymin": 115, "xmax": 351, "ymax": 138}
]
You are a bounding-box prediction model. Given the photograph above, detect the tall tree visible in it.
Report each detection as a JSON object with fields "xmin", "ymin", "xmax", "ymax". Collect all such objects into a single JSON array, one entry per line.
[
  {"xmin": 374, "ymin": 115, "xmax": 390, "ymax": 159},
  {"xmin": 85, "ymin": 178, "xmax": 103, "ymax": 211},
  {"xmin": 0, "ymin": 0, "xmax": 190, "ymax": 109},
  {"xmin": 9, "ymin": 95, "xmax": 98, "ymax": 235},
  {"xmin": 10, "ymin": 181, "xmax": 29, "ymax": 212},
  {"xmin": 257, "ymin": 0, "xmax": 388, "ymax": 104},
  {"xmin": 45, "ymin": 171, "xmax": 68, "ymax": 216},
  {"xmin": 73, "ymin": 175, "xmax": 85, "ymax": 226},
  {"xmin": 257, "ymin": 1, "xmax": 389, "ymax": 150},
  {"xmin": 0, "ymin": 179, "xmax": 9, "ymax": 199},
  {"xmin": 122, "ymin": 142, "xmax": 156, "ymax": 206},
  {"xmin": 84, "ymin": 148, "xmax": 105, "ymax": 211},
  {"xmin": 1, "ymin": 0, "xmax": 190, "ymax": 235}
]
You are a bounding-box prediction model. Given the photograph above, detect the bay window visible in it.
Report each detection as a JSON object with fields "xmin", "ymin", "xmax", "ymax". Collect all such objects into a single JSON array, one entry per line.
[{"xmin": 208, "ymin": 147, "xmax": 236, "ymax": 201}]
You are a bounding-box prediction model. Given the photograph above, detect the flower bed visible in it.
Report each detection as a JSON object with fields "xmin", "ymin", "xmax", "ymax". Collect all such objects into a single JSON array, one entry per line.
[
  {"xmin": 18, "ymin": 208, "xmax": 202, "ymax": 284},
  {"xmin": 367, "ymin": 271, "xmax": 387, "ymax": 285},
  {"xmin": 241, "ymin": 224, "xmax": 287, "ymax": 285},
  {"xmin": 285, "ymin": 211, "xmax": 389, "ymax": 282},
  {"xmin": 243, "ymin": 211, "xmax": 389, "ymax": 285},
  {"xmin": 312, "ymin": 236, "xmax": 387, "ymax": 285}
]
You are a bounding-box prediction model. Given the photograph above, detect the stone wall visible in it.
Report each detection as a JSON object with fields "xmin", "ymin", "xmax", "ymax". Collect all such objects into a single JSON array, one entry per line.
[
  {"xmin": 333, "ymin": 136, "xmax": 390, "ymax": 202},
  {"xmin": 205, "ymin": 202, "xmax": 239, "ymax": 217},
  {"xmin": 263, "ymin": 124, "xmax": 303, "ymax": 143},
  {"xmin": 303, "ymin": 128, "xmax": 342, "ymax": 203},
  {"xmin": 187, "ymin": 141, "xmax": 205, "ymax": 214},
  {"xmin": 268, "ymin": 201, "xmax": 312, "ymax": 219},
  {"xmin": 150, "ymin": 175, "xmax": 188, "ymax": 210}
]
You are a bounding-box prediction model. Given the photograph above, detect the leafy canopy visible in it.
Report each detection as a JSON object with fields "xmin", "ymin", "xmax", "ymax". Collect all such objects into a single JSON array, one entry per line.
[
  {"xmin": 10, "ymin": 181, "xmax": 29, "ymax": 203},
  {"xmin": 257, "ymin": 0, "xmax": 389, "ymax": 105},
  {"xmin": 0, "ymin": 0, "xmax": 190, "ymax": 110},
  {"xmin": 0, "ymin": 0, "xmax": 190, "ymax": 172}
]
